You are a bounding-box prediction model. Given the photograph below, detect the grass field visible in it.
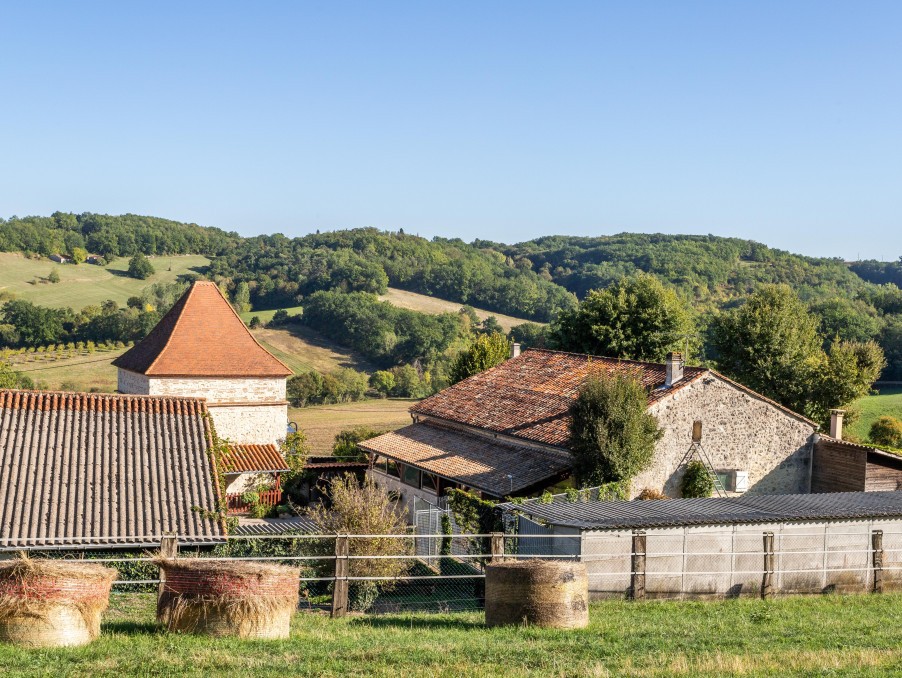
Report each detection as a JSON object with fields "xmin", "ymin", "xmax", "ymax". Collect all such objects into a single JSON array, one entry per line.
[
  {"xmin": 848, "ymin": 385, "xmax": 902, "ymax": 443},
  {"xmin": 239, "ymin": 305, "xmax": 304, "ymax": 324},
  {"xmin": 4, "ymin": 593, "xmax": 902, "ymax": 676},
  {"xmin": 290, "ymin": 398, "xmax": 415, "ymax": 454},
  {"xmin": 379, "ymin": 288, "xmax": 535, "ymax": 332},
  {"xmin": 251, "ymin": 323, "xmax": 376, "ymax": 375},
  {"xmin": 0, "ymin": 253, "xmax": 209, "ymax": 309}
]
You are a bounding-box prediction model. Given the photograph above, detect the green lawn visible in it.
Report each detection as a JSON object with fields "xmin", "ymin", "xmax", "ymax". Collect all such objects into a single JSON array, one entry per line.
[
  {"xmin": 0, "ymin": 253, "xmax": 209, "ymax": 310},
  {"xmin": 4, "ymin": 593, "xmax": 902, "ymax": 676},
  {"xmin": 848, "ymin": 386, "xmax": 902, "ymax": 443}
]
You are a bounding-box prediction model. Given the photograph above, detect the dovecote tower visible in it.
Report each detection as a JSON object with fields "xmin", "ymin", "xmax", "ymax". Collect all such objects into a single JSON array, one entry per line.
[{"xmin": 114, "ymin": 281, "xmax": 292, "ymax": 445}]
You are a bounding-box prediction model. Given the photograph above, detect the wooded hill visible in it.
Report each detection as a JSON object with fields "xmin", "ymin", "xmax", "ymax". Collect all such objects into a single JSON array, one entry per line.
[{"xmin": 2, "ymin": 212, "xmax": 900, "ymax": 378}]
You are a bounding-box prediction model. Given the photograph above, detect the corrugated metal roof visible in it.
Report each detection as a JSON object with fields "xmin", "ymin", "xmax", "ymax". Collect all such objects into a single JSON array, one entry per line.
[
  {"xmin": 360, "ymin": 422, "xmax": 572, "ymax": 496},
  {"xmin": 220, "ymin": 444, "xmax": 289, "ymax": 473},
  {"xmin": 233, "ymin": 516, "xmax": 318, "ymax": 536},
  {"xmin": 502, "ymin": 491, "xmax": 902, "ymax": 530},
  {"xmin": 0, "ymin": 389, "xmax": 225, "ymax": 549},
  {"xmin": 113, "ymin": 281, "xmax": 291, "ymax": 377}
]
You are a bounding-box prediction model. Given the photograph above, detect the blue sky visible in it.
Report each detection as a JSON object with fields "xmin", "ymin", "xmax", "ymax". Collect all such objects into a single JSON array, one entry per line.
[{"xmin": 1, "ymin": 1, "xmax": 900, "ymax": 259}]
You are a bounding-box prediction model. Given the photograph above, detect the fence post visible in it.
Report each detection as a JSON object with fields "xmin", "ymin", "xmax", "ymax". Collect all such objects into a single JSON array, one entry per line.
[
  {"xmin": 872, "ymin": 530, "xmax": 884, "ymax": 594},
  {"xmin": 761, "ymin": 532, "xmax": 774, "ymax": 599},
  {"xmin": 331, "ymin": 535, "xmax": 350, "ymax": 618},
  {"xmin": 631, "ymin": 531, "xmax": 646, "ymax": 600},
  {"xmin": 490, "ymin": 532, "xmax": 505, "ymax": 562},
  {"xmin": 158, "ymin": 534, "xmax": 178, "ymax": 602}
]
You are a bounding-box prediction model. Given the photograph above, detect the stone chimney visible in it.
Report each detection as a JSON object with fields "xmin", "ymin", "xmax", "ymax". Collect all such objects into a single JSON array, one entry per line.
[
  {"xmin": 665, "ymin": 352, "xmax": 683, "ymax": 387},
  {"xmin": 511, "ymin": 343, "xmax": 521, "ymax": 358},
  {"xmin": 830, "ymin": 409, "xmax": 845, "ymax": 440}
]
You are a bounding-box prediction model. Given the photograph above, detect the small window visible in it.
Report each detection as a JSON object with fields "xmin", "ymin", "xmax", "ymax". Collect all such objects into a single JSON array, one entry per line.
[
  {"xmin": 713, "ymin": 471, "xmax": 733, "ymax": 492},
  {"xmin": 386, "ymin": 460, "xmax": 400, "ymax": 478},
  {"xmin": 402, "ymin": 465, "xmax": 421, "ymax": 488}
]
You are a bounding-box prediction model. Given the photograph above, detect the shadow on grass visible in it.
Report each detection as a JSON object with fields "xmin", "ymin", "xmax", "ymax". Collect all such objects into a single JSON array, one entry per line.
[
  {"xmin": 350, "ymin": 615, "xmax": 484, "ymax": 631},
  {"xmin": 103, "ymin": 621, "xmax": 162, "ymax": 636}
]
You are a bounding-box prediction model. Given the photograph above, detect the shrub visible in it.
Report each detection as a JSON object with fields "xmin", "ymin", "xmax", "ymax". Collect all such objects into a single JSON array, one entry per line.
[
  {"xmin": 47, "ymin": 268, "xmax": 61, "ymax": 284},
  {"xmin": 681, "ymin": 460, "xmax": 714, "ymax": 498},
  {"xmin": 369, "ymin": 370, "xmax": 395, "ymax": 397},
  {"xmin": 333, "ymin": 426, "xmax": 387, "ymax": 461},
  {"xmin": 636, "ymin": 487, "xmax": 668, "ymax": 501},
  {"xmin": 871, "ymin": 416, "xmax": 902, "ymax": 449},
  {"xmin": 569, "ymin": 374, "xmax": 663, "ymax": 487},
  {"xmin": 248, "ymin": 315, "xmax": 262, "ymax": 329}
]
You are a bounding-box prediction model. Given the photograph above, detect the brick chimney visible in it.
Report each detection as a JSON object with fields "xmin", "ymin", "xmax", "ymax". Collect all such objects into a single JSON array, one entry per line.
[
  {"xmin": 511, "ymin": 343, "xmax": 521, "ymax": 358},
  {"xmin": 830, "ymin": 409, "xmax": 845, "ymax": 440},
  {"xmin": 665, "ymin": 352, "xmax": 683, "ymax": 387}
]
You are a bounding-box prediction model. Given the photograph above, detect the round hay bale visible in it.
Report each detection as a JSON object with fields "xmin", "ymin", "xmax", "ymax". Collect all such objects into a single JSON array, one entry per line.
[
  {"xmin": 0, "ymin": 559, "xmax": 117, "ymax": 648},
  {"xmin": 157, "ymin": 559, "xmax": 300, "ymax": 639},
  {"xmin": 485, "ymin": 559, "xmax": 589, "ymax": 629}
]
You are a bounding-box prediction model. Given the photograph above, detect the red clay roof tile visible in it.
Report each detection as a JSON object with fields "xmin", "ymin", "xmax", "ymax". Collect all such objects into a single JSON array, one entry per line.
[{"xmin": 113, "ymin": 281, "xmax": 292, "ymax": 378}]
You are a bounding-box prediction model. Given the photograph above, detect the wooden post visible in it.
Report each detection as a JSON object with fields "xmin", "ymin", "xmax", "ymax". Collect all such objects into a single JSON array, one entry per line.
[
  {"xmin": 490, "ymin": 532, "xmax": 505, "ymax": 562},
  {"xmin": 331, "ymin": 535, "xmax": 350, "ymax": 618},
  {"xmin": 873, "ymin": 530, "xmax": 884, "ymax": 594},
  {"xmin": 761, "ymin": 532, "xmax": 775, "ymax": 599},
  {"xmin": 158, "ymin": 534, "xmax": 178, "ymax": 602},
  {"xmin": 631, "ymin": 532, "xmax": 646, "ymax": 600}
]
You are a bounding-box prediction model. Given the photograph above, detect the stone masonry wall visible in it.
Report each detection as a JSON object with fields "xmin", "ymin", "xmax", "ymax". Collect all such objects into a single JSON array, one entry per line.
[
  {"xmin": 207, "ymin": 403, "xmax": 287, "ymax": 446},
  {"xmin": 637, "ymin": 374, "xmax": 817, "ymax": 498},
  {"xmin": 144, "ymin": 377, "xmax": 286, "ymax": 403}
]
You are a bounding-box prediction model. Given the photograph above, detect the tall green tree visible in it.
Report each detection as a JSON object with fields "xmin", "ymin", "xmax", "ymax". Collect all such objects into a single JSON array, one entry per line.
[
  {"xmin": 127, "ymin": 253, "xmax": 155, "ymax": 280},
  {"xmin": 232, "ymin": 281, "xmax": 252, "ymax": 314},
  {"xmin": 549, "ymin": 272, "xmax": 695, "ymax": 362},
  {"xmin": 712, "ymin": 285, "xmax": 885, "ymax": 425},
  {"xmin": 569, "ymin": 374, "xmax": 663, "ymax": 487},
  {"xmin": 449, "ymin": 332, "xmax": 511, "ymax": 384}
]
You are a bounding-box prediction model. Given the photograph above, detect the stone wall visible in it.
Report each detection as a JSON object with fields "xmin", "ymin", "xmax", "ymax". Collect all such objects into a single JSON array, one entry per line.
[
  {"xmin": 207, "ymin": 403, "xmax": 288, "ymax": 446},
  {"xmin": 639, "ymin": 374, "xmax": 817, "ymax": 498},
  {"xmin": 143, "ymin": 376, "xmax": 286, "ymax": 403},
  {"xmin": 117, "ymin": 369, "xmax": 150, "ymax": 395}
]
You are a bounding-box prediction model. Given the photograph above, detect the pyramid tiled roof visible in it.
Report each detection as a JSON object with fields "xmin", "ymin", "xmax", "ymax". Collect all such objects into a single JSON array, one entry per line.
[{"xmin": 113, "ymin": 281, "xmax": 292, "ymax": 378}]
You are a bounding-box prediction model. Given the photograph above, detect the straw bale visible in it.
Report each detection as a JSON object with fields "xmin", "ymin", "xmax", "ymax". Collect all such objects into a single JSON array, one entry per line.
[
  {"xmin": 485, "ymin": 559, "xmax": 589, "ymax": 629},
  {"xmin": 0, "ymin": 557, "xmax": 117, "ymax": 647},
  {"xmin": 156, "ymin": 559, "xmax": 299, "ymax": 639}
]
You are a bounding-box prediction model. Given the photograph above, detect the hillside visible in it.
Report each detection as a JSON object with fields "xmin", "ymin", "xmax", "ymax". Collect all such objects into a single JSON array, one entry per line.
[
  {"xmin": 378, "ymin": 288, "xmax": 534, "ymax": 332},
  {"xmin": 0, "ymin": 252, "xmax": 209, "ymax": 309}
]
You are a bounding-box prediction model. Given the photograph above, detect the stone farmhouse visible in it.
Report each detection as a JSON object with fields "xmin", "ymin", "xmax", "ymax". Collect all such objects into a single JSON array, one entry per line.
[{"xmin": 361, "ymin": 348, "xmax": 821, "ymax": 510}]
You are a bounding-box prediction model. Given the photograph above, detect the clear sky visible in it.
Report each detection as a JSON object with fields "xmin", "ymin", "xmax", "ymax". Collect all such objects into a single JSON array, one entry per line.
[{"xmin": 1, "ymin": 1, "xmax": 900, "ymax": 259}]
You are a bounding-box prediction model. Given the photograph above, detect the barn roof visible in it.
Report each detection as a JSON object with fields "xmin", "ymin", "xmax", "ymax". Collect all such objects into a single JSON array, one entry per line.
[
  {"xmin": 410, "ymin": 349, "xmax": 814, "ymax": 448},
  {"xmin": 502, "ymin": 491, "xmax": 902, "ymax": 531},
  {"xmin": 113, "ymin": 280, "xmax": 291, "ymax": 378},
  {"xmin": 0, "ymin": 389, "xmax": 225, "ymax": 549},
  {"xmin": 359, "ymin": 422, "xmax": 572, "ymax": 497}
]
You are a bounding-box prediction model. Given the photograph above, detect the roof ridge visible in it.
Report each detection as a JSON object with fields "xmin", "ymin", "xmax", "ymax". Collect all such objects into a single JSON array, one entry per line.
[
  {"xmin": 207, "ymin": 282, "xmax": 293, "ymax": 374},
  {"xmin": 523, "ymin": 347, "xmax": 708, "ymax": 371}
]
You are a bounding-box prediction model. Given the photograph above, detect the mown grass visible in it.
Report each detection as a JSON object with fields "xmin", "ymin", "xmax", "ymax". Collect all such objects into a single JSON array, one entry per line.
[
  {"xmin": 378, "ymin": 287, "xmax": 535, "ymax": 332},
  {"xmin": 0, "ymin": 253, "xmax": 209, "ymax": 309},
  {"xmin": 10, "ymin": 347, "xmax": 125, "ymax": 392},
  {"xmin": 4, "ymin": 592, "xmax": 902, "ymax": 676},
  {"xmin": 252, "ymin": 323, "xmax": 377, "ymax": 375},
  {"xmin": 849, "ymin": 386, "xmax": 902, "ymax": 443},
  {"xmin": 290, "ymin": 398, "xmax": 416, "ymax": 454}
]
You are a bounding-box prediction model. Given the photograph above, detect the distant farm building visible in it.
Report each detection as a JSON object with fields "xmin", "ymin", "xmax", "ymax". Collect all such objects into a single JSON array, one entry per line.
[{"xmin": 362, "ymin": 349, "xmax": 819, "ymax": 509}]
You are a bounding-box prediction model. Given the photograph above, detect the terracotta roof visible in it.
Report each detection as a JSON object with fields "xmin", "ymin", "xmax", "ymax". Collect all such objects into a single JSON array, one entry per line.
[
  {"xmin": 410, "ymin": 349, "xmax": 709, "ymax": 448},
  {"xmin": 219, "ymin": 444, "xmax": 289, "ymax": 473},
  {"xmin": 113, "ymin": 281, "xmax": 292, "ymax": 378},
  {"xmin": 360, "ymin": 422, "xmax": 572, "ymax": 497},
  {"xmin": 0, "ymin": 389, "xmax": 225, "ymax": 549}
]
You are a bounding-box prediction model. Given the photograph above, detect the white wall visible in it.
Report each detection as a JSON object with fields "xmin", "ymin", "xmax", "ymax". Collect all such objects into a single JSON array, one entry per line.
[{"xmin": 207, "ymin": 403, "xmax": 287, "ymax": 446}]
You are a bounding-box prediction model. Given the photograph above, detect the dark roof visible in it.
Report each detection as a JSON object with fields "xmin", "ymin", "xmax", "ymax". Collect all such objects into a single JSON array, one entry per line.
[
  {"xmin": 0, "ymin": 389, "xmax": 225, "ymax": 549},
  {"xmin": 220, "ymin": 444, "xmax": 289, "ymax": 473},
  {"xmin": 359, "ymin": 422, "xmax": 572, "ymax": 496},
  {"xmin": 113, "ymin": 281, "xmax": 291, "ymax": 378},
  {"xmin": 503, "ymin": 491, "xmax": 902, "ymax": 530},
  {"xmin": 233, "ymin": 516, "xmax": 318, "ymax": 536},
  {"xmin": 410, "ymin": 350, "xmax": 709, "ymax": 448},
  {"xmin": 411, "ymin": 349, "xmax": 815, "ymax": 447}
]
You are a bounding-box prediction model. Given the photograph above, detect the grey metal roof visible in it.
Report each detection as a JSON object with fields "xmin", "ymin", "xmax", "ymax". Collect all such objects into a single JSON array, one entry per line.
[
  {"xmin": 233, "ymin": 517, "xmax": 318, "ymax": 536},
  {"xmin": 0, "ymin": 390, "xmax": 226, "ymax": 549},
  {"xmin": 503, "ymin": 491, "xmax": 902, "ymax": 531}
]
